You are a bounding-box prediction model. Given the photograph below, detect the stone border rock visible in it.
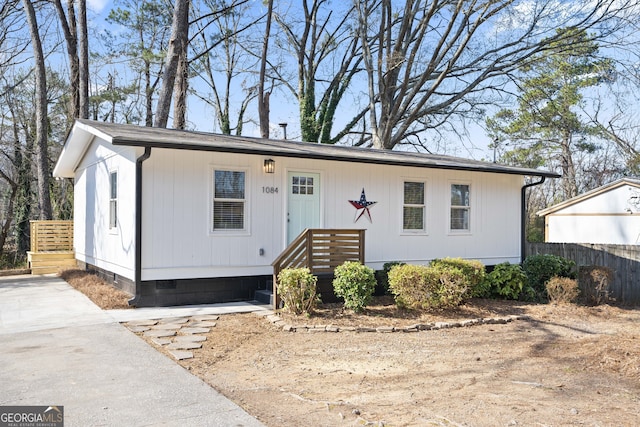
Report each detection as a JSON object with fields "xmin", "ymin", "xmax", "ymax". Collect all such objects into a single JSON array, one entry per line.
[{"xmin": 254, "ymin": 310, "xmax": 530, "ymax": 333}]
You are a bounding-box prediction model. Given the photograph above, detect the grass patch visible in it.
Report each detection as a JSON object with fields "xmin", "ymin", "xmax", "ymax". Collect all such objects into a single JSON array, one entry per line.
[{"xmin": 59, "ymin": 269, "xmax": 132, "ymax": 310}]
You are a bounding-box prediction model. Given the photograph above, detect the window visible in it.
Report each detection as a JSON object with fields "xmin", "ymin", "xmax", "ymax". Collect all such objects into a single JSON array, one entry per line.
[
  {"xmin": 291, "ymin": 175, "xmax": 314, "ymax": 195},
  {"xmin": 450, "ymin": 184, "xmax": 470, "ymax": 231},
  {"xmin": 109, "ymin": 171, "xmax": 117, "ymax": 229},
  {"xmin": 403, "ymin": 181, "xmax": 425, "ymax": 231},
  {"xmin": 213, "ymin": 170, "xmax": 245, "ymax": 230}
]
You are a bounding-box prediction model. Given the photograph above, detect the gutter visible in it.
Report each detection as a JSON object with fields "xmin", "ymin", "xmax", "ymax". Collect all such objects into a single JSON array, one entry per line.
[
  {"xmin": 521, "ymin": 176, "xmax": 546, "ymax": 264},
  {"xmin": 128, "ymin": 147, "xmax": 152, "ymax": 307}
]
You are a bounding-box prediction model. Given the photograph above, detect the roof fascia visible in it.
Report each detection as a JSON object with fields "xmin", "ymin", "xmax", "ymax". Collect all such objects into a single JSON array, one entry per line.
[{"xmin": 109, "ymin": 137, "xmax": 560, "ymax": 179}]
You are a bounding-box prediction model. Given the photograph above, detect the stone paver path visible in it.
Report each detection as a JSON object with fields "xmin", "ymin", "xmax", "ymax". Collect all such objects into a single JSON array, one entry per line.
[{"xmin": 124, "ymin": 315, "xmax": 219, "ymax": 360}]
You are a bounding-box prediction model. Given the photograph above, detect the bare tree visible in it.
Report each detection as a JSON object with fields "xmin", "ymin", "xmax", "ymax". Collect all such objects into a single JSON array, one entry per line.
[
  {"xmin": 51, "ymin": 0, "xmax": 80, "ymax": 119},
  {"xmin": 191, "ymin": 0, "xmax": 259, "ymax": 134},
  {"xmin": 22, "ymin": 0, "xmax": 52, "ymax": 219},
  {"xmin": 77, "ymin": 0, "xmax": 89, "ymax": 119},
  {"xmin": 355, "ymin": 0, "xmax": 636, "ymax": 150},
  {"xmin": 274, "ymin": 1, "xmax": 365, "ymax": 144},
  {"xmin": 154, "ymin": 0, "xmax": 190, "ymax": 128},
  {"xmin": 51, "ymin": 0, "xmax": 88, "ymax": 120},
  {"xmin": 257, "ymin": 0, "xmax": 273, "ymax": 138}
]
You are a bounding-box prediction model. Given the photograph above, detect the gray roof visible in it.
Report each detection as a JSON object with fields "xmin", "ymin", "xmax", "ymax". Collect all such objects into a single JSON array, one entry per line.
[{"xmin": 55, "ymin": 119, "xmax": 561, "ymax": 179}]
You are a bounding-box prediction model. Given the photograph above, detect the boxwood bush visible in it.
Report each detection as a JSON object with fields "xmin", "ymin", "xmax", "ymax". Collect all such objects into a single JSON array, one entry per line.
[
  {"xmin": 333, "ymin": 261, "xmax": 377, "ymax": 312},
  {"xmin": 430, "ymin": 257, "xmax": 487, "ymax": 297},
  {"xmin": 277, "ymin": 267, "xmax": 320, "ymax": 315},
  {"xmin": 375, "ymin": 261, "xmax": 405, "ymax": 295},
  {"xmin": 387, "ymin": 263, "xmax": 468, "ymax": 309}
]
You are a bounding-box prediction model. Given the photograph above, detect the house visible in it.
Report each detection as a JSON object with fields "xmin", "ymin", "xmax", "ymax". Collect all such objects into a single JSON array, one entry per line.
[
  {"xmin": 53, "ymin": 119, "xmax": 559, "ymax": 307},
  {"xmin": 537, "ymin": 178, "xmax": 640, "ymax": 244}
]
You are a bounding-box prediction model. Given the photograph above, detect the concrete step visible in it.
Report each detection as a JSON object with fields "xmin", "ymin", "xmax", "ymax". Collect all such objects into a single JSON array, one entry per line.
[{"xmin": 254, "ymin": 289, "xmax": 273, "ymax": 305}]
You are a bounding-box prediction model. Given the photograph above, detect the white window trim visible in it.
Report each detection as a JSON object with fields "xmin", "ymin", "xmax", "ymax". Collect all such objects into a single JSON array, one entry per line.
[
  {"xmin": 108, "ymin": 169, "xmax": 118, "ymax": 233},
  {"xmin": 209, "ymin": 166, "xmax": 250, "ymax": 236},
  {"xmin": 448, "ymin": 181, "xmax": 472, "ymax": 235},
  {"xmin": 401, "ymin": 178, "xmax": 428, "ymax": 235}
]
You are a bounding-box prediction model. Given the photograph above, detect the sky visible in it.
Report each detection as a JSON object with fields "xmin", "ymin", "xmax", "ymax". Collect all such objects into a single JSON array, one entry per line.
[{"xmin": 77, "ymin": 0, "xmax": 635, "ymax": 164}]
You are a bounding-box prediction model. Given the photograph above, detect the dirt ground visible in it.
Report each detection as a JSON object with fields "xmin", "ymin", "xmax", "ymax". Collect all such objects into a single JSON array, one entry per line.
[
  {"xmin": 151, "ymin": 298, "xmax": 639, "ymax": 427},
  {"xmin": 60, "ymin": 270, "xmax": 640, "ymax": 425}
]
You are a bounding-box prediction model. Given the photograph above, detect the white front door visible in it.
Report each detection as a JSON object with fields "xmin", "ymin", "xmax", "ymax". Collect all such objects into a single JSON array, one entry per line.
[{"xmin": 287, "ymin": 172, "xmax": 321, "ymax": 244}]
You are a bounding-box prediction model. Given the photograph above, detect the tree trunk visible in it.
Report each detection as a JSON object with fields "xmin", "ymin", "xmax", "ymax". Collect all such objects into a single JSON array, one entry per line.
[
  {"xmin": 154, "ymin": 0, "xmax": 190, "ymax": 128},
  {"xmin": 53, "ymin": 0, "xmax": 79, "ymax": 119},
  {"xmin": 0, "ymin": 169, "xmax": 19, "ymax": 257},
  {"xmin": 561, "ymin": 133, "xmax": 579, "ymax": 199},
  {"xmin": 22, "ymin": 0, "xmax": 53, "ymax": 220},
  {"xmin": 172, "ymin": 52, "xmax": 188, "ymax": 129},
  {"xmin": 10, "ymin": 107, "xmax": 32, "ymax": 254},
  {"xmin": 258, "ymin": 0, "xmax": 273, "ymax": 138},
  {"xmin": 77, "ymin": 0, "xmax": 89, "ymax": 119}
]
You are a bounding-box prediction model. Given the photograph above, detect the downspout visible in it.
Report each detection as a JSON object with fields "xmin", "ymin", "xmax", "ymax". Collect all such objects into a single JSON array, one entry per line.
[
  {"xmin": 128, "ymin": 147, "xmax": 152, "ymax": 306},
  {"xmin": 521, "ymin": 175, "xmax": 546, "ymax": 264}
]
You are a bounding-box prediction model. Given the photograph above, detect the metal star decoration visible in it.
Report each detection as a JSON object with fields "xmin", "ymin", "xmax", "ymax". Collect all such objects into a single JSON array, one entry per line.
[{"xmin": 349, "ymin": 188, "xmax": 377, "ymax": 223}]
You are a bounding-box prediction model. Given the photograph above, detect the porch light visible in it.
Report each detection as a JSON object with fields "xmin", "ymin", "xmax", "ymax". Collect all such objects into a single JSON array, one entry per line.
[{"xmin": 264, "ymin": 158, "xmax": 275, "ymax": 174}]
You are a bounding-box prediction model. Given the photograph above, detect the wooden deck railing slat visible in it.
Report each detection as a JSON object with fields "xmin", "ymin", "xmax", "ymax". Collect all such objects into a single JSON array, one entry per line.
[
  {"xmin": 272, "ymin": 228, "xmax": 365, "ymax": 309},
  {"xmin": 30, "ymin": 220, "xmax": 74, "ymax": 253}
]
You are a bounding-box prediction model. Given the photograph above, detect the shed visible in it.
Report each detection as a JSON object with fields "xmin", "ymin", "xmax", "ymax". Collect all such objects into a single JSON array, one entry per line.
[
  {"xmin": 537, "ymin": 178, "xmax": 640, "ymax": 244},
  {"xmin": 53, "ymin": 119, "xmax": 558, "ymax": 307}
]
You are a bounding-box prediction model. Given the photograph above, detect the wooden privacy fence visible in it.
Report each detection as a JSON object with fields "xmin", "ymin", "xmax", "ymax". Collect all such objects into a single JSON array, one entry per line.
[
  {"xmin": 272, "ymin": 229, "xmax": 365, "ymax": 308},
  {"xmin": 30, "ymin": 220, "xmax": 74, "ymax": 252},
  {"xmin": 527, "ymin": 242, "xmax": 640, "ymax": 304}
]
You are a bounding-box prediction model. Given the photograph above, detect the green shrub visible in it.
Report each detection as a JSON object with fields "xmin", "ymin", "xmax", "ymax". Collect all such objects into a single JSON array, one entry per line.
[
  {"xmin": 430, "ymin": 257, "xmax": 486, "ymax": 297},
  {"xmin": 485, "ymin": 262, "xmax": 527, "ymax": 300},
  {"xmin": 578, "ymin": 265, "xmax": 614, "ymax": 305},
  {"xmin": 522, "ymin": 254, "xmax": 576, "ymax": 297},
  {"xmin": 277, "ymin": 268, "xmax": 320, "ymax": 315},
  {"xmin": 387, "ymin": 263, "xmax": 468, "ymax": 309},
  {"xmin": 387, "ymin": 264, "xmax": 431, "ymax": 309},
  {"xmin": 433, "ymin": 264, "xmax": 470, "ymax": 307},
  {"xmin": 546, "ymin": 276, "xmax": 580, "ymax": 304},
  {"xmin": 333, "ymin": 261, "xmax": 377, "ymax": 312},
  {"xmin": 375, "ymin": 261, "xmax": 405, "ymax": 295}
]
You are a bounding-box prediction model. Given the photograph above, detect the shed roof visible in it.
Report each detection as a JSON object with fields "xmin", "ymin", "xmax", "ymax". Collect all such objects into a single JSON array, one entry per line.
[
  {"xmin": 537, "ymin": 178, "xmax": 640, "ymax": 216},
  {"xmin": 54, "ymin": 119, "xmax": 561, "ymax": 179}
]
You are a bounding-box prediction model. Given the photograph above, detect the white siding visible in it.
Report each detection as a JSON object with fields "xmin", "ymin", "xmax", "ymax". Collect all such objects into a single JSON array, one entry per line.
[
  {"xmin": 546, "ymin": 215, "xmax": 640, "ymax": 244},
  {"xmin": 141, "ymin": 149, "xmax": 523, "ymax": 280},
  {"xmin": 73, "ymin": 138, "xmax": 138, "ymax": 280},
  {"xmin": 545, "ymin": 184, "xmax": 640, "ymax": 244}
]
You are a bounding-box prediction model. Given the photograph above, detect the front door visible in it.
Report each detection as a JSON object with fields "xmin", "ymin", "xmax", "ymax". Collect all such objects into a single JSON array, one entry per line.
[{"xmin": 287, "ymin": 172, "xmax": 321, "ymax": 244}]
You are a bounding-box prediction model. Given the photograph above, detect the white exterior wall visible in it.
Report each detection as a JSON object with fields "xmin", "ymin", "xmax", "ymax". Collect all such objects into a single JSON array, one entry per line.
[
  {"xmin": 73, "ymin": 138, "xmax": 138, "ymax": 280},
  {"xmin": 545, "ymin": 184, "xmax": 640, "ymax": 244},
  {"xmin": 141, "ymin": 148, "xmax": 523, "ymax": 281}
]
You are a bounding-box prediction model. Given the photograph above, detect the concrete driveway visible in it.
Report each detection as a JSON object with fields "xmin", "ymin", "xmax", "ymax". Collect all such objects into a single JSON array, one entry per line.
[{"xmin": 0, "ymin": 275, "xmax": 265, "ymax": 426}]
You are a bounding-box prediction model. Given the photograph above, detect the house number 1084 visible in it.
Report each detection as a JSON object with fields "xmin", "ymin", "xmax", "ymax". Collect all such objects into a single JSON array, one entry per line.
[{"xmin": 262, "ymin": 186, "xmax": 279, "ymax": 194}]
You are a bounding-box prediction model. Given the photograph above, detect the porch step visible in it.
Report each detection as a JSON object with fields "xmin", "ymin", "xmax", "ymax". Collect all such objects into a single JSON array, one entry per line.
[
  {"xmin": 254, "ymin": 289, "xmax": 273, "ymax": 305},
  {"xmin": 27, "ymin": 251, "xmax": 76, "ymax": 275}
]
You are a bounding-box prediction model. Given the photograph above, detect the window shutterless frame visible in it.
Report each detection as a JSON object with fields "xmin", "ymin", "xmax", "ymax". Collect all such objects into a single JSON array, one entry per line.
[
  {"xmin": 403, "ymin": 180, "xmax": 426, "ymax": 232},
  {"xmin": 211, "ymin": 168, "xmax": 248, "ymax": 233},
  {"xmin": 449, "ymin": 183, "xmax": 471, "ymax": 232},
  {"xmin": 109, "ymin": 171, "xmax": 117, "ymax": 229}
]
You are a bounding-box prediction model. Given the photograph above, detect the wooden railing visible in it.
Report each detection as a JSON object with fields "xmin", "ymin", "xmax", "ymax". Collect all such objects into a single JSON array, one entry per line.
[
  {"xmin": 30, "ymin": 220, "xmax": 73, "ymax": 252},
  {"xmin": 272, "ymin": 229, "xmax": 365, "ymax": 308}
]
